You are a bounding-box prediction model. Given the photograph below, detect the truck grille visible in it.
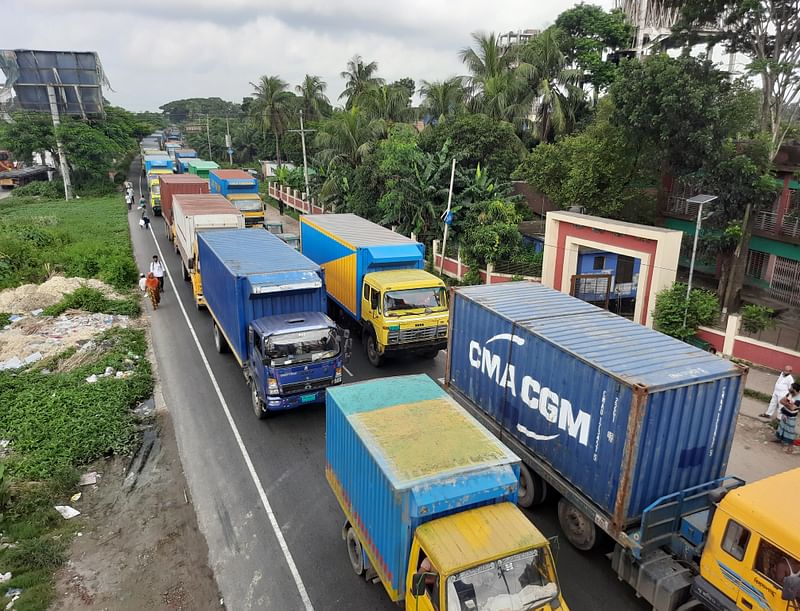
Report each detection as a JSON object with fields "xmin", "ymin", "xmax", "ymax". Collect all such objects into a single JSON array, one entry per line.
[
  {"xmin": 281, "ymin": 377, "xmax": 331, "ymax": 395},
  {"xmin": 388, "ymin": 325, "xmax": 447, "ymax": 344},
  {"xmin": 244, "ymin": 216, "xmax": 261, "ymax": 227}
]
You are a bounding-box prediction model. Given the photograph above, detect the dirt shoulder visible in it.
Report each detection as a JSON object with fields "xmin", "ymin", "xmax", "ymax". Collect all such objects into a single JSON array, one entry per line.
[{"xmin": 51, "ymin": 409, "xmax": 221, "ymax": 611}]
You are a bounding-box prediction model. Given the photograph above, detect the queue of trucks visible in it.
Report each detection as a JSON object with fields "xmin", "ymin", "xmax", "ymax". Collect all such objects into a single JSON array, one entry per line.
[{"xmin": 138, "ymin": 130, "xmax": 799, "ymax": 611}]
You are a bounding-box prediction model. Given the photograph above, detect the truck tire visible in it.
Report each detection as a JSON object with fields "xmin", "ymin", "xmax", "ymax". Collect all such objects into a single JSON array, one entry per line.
[
  {"xmin": 345, "ymin": 526, "xmax": 365, "ymax": 576},
  {"xmin": 518, "ymin": 463, "xmax": 548, "ymax": 508},
  {"xmin": 251, "ymin": 383, "xmax": 267, "ymax": 420},
  {"xmin": 557, "ymin": 497, "xmax": 599, "ymax": 551},
  {"xmin": 420, "ymin": 349, "xmax": 439, "ymax": 359},
  {"xmin": 365, "ymin": 333, "xmax": 384, "ymax": 368},
  {"xmin": 213, "ymin": 323, "xmax": 229, "ymax": 354}
]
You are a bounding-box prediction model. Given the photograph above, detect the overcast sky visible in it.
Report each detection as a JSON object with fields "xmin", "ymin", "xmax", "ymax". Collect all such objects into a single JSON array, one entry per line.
[{"xmin": 5, "ymin": 0, "xmax": 616, "ymax": 113}]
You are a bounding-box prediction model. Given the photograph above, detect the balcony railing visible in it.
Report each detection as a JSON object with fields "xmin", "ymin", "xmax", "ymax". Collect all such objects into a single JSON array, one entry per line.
[
  {"xmin": 665, "ymin": 196, "xmax": 700, "ymax": 218},
  {"xmin": 755, "ymin": 210, "xmax": 778, "ymax": 233},
  {"xmin": 781, "ymin": 214, "xmax": 800, "ymax": 239}
]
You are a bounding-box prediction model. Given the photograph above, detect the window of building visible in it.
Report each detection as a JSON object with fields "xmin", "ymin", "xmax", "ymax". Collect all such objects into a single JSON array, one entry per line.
[
  {"xmin": 616, "ymin": 255, "xmax": 635, "ymax": 284},
  {"xmin": 593, "ymin": 256, "xmax": 605, "ymax": 271},
  {"xmin": 745, "ymin": 250, "xmax": 770, "ymax": 280},
  {"xmin": 754, "ymin": 538, "xmax": 800, "ymax": 587},
  {"xmin": 721, "ymin": 519, "xmax": 750, "ymax": 561}
]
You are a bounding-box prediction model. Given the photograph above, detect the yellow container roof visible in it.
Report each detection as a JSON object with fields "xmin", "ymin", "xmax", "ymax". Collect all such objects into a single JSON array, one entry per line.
[
  {"xmin": 416, "ymin": 502, "xmax": 548, "ymax": 575},
  {"xmin": 721, "ymin": 468, "xmax": 800, "ymax": 552},
  {"xmin": 366, "ymin": 269, "xmax": 444, "ymax": 291}
]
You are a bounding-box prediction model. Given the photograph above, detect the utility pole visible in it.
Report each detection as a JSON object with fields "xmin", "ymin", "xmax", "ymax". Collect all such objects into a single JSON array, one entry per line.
[
  {"xmin": 439, "ymin": 158, "xmax": 457, "ymax": 274},
  {"xmin": 288, "ymin": 110, "xmax": 315, "ymax": 199},
  {"xmin": 46, "ymin": 85, "xmax": 73, "ymax": 199},
  {"xmin": 225, "ymin": 117, "xmax": 233, "ymax": 166},
  {"xmin": 206, "ymin": 114, "xmax": 213, "ymax": 161}
]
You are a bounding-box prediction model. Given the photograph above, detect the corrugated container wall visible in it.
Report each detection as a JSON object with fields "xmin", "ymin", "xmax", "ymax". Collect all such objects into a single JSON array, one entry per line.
[
  {"xmin": 172, "ymin": 195, "xmax": 243, "ymax": 266},
  {"xmin": 198, "ymin": 229, "xmax": 328, "ymax": 362},
  {"xmin": 446, "ymin": 282, "xmax": 745, "ymax": 528},
  {"xmin": 300, "ymin": 214, "xmax": 425, "ymax": 320},
  {"xmin": 326, "ymin": 375, "xmax": 520, "ymax": 602},
  {"xmin": 159, "ymin": 175, "xmax": 209, "ymax": 226}
]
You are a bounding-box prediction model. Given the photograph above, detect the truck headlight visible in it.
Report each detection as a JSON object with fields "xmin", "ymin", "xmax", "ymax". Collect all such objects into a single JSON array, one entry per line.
[
  {"xmin": 334, "ymin": 367, "xmax": 342, "ymax": 384},
  {"xmin": 267, "ymin": 378, "xmax": 279, "ymax": 395}
]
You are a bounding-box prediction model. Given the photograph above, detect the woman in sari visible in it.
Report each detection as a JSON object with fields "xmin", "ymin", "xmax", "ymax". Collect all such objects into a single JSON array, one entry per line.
[{"xmin": 145, "ymin": 272, "xmax": 160, "ymax": 310}]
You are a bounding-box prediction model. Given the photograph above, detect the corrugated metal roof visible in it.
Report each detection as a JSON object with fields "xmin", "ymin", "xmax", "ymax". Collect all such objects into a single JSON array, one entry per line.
[
  {"xmin": 159, "ymin": 175, "xmax": 207, "ymax": 185},
  {"xmin": 187, "ymin": 159, "xmax": 220, "ymax": 169},
  {"xmin": 303, "ymin": 214, "xmax": 417, "ymax": 247},
  {"xmin": 172, "ymin": 194, "xmax": 236, "ymax": 215},
  {"xmin": 200, "ymin": 228, "xmax": 321, "ymax": 276},
  {"xmin": 210, "ymin": 169, "xmax": 253, "ymax": 180},
  {"xmin": 456, "ymin": 282, "xmax": 739, "ymax": 390}
]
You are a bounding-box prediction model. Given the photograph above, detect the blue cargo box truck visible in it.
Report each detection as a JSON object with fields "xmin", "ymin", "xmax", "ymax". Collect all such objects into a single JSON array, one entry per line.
[
  {"xmin": 446, "ymin": 282, "xmax": 748, "ymax": 606},
  {"xmin": 326, "ymin": 374, "xmax": 569, "ymax": 609},
  {"xmin": 174, "ymin": 149, "xmax": 197, "ymax": 173},
  {"xmin": 198, "ymin": 228, "xmax": 352, "ymax": 417},
  {"xmin": 143, "ymin": 154, "xmax": 173, "ymax": 174}
]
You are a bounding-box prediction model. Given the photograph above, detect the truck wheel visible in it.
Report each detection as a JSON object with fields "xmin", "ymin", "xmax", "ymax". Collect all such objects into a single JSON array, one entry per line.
[
  {"xmin": 518, "ymin": 464, "xmax": 548, "ymax": 508},
  {"xmin": 213, "ymin": 323, "xmax": 229, "ymax": 354},
  {"xmin": 557, "ymin": 497, "xmax": 598, "ymax": 551},
  {"xmin": 251, "ymin": 383, "xmax": 267, "ymax": 420},
  {"xmin": 365, "ymin": 334, "xmax": 384, "ymax": 368},
  {"xmin": 420, "ymin": 349, "xmax": 439, "ymax": 359},
  {"xmin": 345, "ymin": 527, "xmax": 365, "ymax": 576}
]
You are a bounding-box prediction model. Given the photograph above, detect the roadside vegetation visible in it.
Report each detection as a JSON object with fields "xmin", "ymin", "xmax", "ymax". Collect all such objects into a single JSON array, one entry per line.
[
  {"xmin": 0, "ymin": 194, "xmax": 137, "ymax": 291},
  {"xmin": 0, "ymin": 328, "xmax": 153, "ymax": 610}
]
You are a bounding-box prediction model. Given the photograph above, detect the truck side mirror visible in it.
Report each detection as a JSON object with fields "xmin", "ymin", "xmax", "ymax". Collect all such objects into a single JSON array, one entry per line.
[{"xmin": 411, "ymin": 573, "xmax": 427, "ymax": 597}]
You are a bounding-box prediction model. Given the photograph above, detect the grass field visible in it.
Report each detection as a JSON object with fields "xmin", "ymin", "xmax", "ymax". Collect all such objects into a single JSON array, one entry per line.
[{"xmin": 0, "ymin": 194, "xmax": 137, "ymax": 290}]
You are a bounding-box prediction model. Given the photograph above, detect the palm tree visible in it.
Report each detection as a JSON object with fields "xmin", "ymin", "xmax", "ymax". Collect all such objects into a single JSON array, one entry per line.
[
  {"xmin": 359, "ymin": 84, "xmax": 412, "ymax": 124},
  {"xmin": 295, "ymin": 75, "xmax": 330, "ymax": 121},
  {"xmin": 314, "ymin": 107, "xmax": 385, "ymax": 167},
  {"xmin": 419, "ymin": 77, "xmax": 467, "ymax": 122},
  {"xmin": 339, "ymin": 55, "xmax": 384, "ymax": 108},
  {"xmin": 523, "ymin": 28, "xmax": 584, "ymax": 141},
  {"xmin": 249, "ymin": 75, "xmax": 294, "ymax": 167}
]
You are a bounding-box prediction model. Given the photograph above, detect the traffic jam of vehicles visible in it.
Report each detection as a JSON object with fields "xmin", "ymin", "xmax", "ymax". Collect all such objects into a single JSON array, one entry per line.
[{"xmin": 139, "ymin": 130, "xmax": 800, "ymax": 611}]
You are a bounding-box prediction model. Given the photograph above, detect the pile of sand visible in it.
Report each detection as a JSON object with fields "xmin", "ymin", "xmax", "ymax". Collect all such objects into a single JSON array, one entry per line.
[{"xmin": 0, "ymin": 276, "xmax": 122, "ymax": 313}]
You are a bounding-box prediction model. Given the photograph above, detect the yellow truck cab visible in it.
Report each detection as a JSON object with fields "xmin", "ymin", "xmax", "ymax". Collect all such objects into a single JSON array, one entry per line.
[
  {"xmin": 694, "ymin": 468, "xmax": 800, "ymax": 610},
  {"xmin": 326, "ymin": 374, "xmax": 568, "ymax": 611},
  {"xmin": 147, "ymin": 169, "xmax": 172, "ymax": 215},
  {"xmin": 226, "ymin": 193, "xmax": 265, "ymax": 227}
]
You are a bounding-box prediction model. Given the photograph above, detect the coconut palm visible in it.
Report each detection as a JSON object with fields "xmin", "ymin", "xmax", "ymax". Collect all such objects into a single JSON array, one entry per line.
[
  {"xmin": 359, "ymin": 84, "xmax": 412, "ymax": 123},
  {"xmin": 419, "ymin": 77, "xmax": 467, "ymax": 122},
  {"xmin": 249, "ymin": 75, "xmax": 294, "ymax": 167},
  {"xmin": 339, "ymin": 55, "xmax": 384, "ymax": 108},
  {"xmin": 314, "ymin": 107, "xmax": 385, "ymax": 167},
  {"xmin": 295, "ymin": 75, "xmax": 330, "ymax": 121}
]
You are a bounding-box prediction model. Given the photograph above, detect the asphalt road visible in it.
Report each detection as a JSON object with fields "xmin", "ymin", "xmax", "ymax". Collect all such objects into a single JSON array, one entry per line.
[{"xmin": 129, "ymin": 158, "xmax": 649, "ymax": 611}]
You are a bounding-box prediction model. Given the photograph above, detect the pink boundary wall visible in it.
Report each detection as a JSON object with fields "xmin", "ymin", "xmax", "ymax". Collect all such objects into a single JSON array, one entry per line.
[
  {"xmin": 268, "ymin": 182, "xmax": 325, "ymax": 215},
  {"xmin": 696, "ymin": 326, "xmax": 800, "ymax": 372}
]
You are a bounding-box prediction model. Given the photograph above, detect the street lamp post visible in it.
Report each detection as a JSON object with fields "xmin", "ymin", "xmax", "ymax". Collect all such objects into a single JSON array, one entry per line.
[{"xmin": 683, "ymin": 194, "xmax": 718, "ymax": 329}]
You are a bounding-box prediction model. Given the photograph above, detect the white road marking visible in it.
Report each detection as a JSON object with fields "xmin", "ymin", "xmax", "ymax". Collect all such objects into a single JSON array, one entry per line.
[
  {"xmin": 146, "ymin": 225, "xmax": 315, "ymax": 611},
  {"xmin": 343, "ymin": 365, "xmax": 354, "ymax": 377}
]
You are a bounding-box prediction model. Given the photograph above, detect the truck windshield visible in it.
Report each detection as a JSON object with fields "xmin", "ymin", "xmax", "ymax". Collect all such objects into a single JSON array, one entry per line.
[
  {"xmin": 265, "ymin": 328, "xmax": 339, "ymax": 366},
  {"xmin": 233, "ymin": 199, "xmax": 263, "ymax": 212},
  {"xmin": 445, "ymin": 548, "xmax": 558, "ymax": 611},
  {"xmin": 383, "ymin": 287, "xmax": 446, "ymax": 315}
]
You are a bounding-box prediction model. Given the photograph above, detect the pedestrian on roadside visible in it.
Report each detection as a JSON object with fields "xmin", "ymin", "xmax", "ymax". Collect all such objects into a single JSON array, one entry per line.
[
  {"xmin": 761, "ymin": 365, "xmax": 794, "ymax": 419},
  {"xmin": 145, "ymin": 272, "xmax": 160, "ymax": 310},
  {"xmin": 125, "ymin": 193, "xmax": 133, "ymax": 210},
  {"xmin": 775, "ymin": 382, "xmax": 800, "ymax": 445},
  {"xmin": 140, "ymin": 209, "xmax": 150, "ymax": 230},
  {"xmin": 139, "ymin": 195, "xmax": 146, "ymax": 209},
  {"xmin": 138, "ymin": 273, "xmax": 146, "ymax": 292},
  {"xmin": 150, "ymin": 255, "xmax": 165, "ymax": 293}
]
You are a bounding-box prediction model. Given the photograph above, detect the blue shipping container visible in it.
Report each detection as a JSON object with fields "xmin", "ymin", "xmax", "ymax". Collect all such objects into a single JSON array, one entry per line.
[
  {"xmin": 143, "ymin": 154, "xmax": 173, "ymax": 173},
  {"xmin": 326, "ymin": 375, "xmax": 520, "ymax": 602},
  {"xmin": 446, "ymin": 282, "xmax": 745, "ymax": 529},
  {"xmin": 300, "ymin": 214, "xmax": 425, "ymax": 320},
  {"xmin": 197, "ymin": 229, "xmax": 328, "ymax": 364}
]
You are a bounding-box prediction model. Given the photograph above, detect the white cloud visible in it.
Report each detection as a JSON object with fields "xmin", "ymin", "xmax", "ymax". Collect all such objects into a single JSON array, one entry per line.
[{"xmin": 4, "ymin": 0, "xmax": 615, "ymax": 111}]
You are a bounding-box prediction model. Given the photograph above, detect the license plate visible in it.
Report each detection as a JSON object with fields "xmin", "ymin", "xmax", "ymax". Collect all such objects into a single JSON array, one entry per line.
[{"xmin": 300, "ymin": 393, "xmax": 317, "ymax": 403}]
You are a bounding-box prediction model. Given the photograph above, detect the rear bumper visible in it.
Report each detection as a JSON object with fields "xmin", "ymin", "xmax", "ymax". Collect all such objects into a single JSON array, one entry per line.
[{"xmin": 383, "ymin": 338, "xmax": 447, "ymax": 354}]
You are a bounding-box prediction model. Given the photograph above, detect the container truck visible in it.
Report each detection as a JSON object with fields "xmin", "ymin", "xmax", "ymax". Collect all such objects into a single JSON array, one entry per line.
[
  {"xmin": 300, "ymin": 214, "xmax": 448, "ymax": 367},
  {"xmin": 159, "ymin": 174, "xmax": 209, "ymax": 241},
  {"xmin": 198, "ymin": 228, "xmax": 352, "ymax": 417},
  {"xmin": 143, "ymin": 154, "xmax": 173, "ymax": 174},
  {"xmin": 326, "ymin": 374, "xmax": 569, "ymax": 610},
  {"xmin": 174, "ymin": 149, "xmax": 198, "ymax": 173},
  {"xmin": 172, "ymin": 194, "xmax": 244, "ymax": 306},
  {"xmin": 186, "ymin": 159, "xmax": 219, "ymax": 179},
  {"xmin": 208, "ymin": 169, "xmax": 264, "ymax": 227},
  {"xmin": 445, "ymin": 281, "xmax": 759, "ymax": 611},
  {"xmin": 146, "ymin": 169, "xmax": 173, "ymax": 215}
]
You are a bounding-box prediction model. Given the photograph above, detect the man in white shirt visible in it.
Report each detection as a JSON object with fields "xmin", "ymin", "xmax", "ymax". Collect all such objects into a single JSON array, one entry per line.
[
  {"xmin": 149, "ymin": 255, "xmax": 165, "ymax": 294},
  {"xmin": 762, "ymin": 365, "xmax": 794, "ymax": 419}
]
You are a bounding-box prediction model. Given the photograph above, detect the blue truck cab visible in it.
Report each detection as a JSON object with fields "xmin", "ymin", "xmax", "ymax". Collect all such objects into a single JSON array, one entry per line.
[{"xmin": 198, "ymin": 228, "xmax": 352, "ymax": 418}]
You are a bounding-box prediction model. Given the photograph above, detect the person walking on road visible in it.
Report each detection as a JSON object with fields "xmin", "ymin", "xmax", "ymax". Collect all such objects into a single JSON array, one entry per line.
[
  {"xmin": 140, "ymin": 209, "xmax": 150, "ymax": 230},
  {"xmin": 775, "ymin": 382, "xmax": 800, "ymax": 445},
  {"xmin": 139, "ymin": 195, "xmax": 146, "ymax": 209},
  {"xmin": 138, "ymin": 272, "xmax": 147, "ymax": 292},
  {"xmin": 150, "ymin": 255, "xmax": 165, "ymax": 293},
  {"xmin": 761, "ymin": 365, "xmax": 794, "ymax": 419},
  {"xmin": 145, "ymin": 272, "xmax": 160, "ymax": 310}
]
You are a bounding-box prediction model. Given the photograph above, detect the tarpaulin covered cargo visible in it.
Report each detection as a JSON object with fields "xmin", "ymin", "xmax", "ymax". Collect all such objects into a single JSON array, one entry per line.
[
  {"xmin": 159, "ymin": 174, "xmax": 209, "ymax": 227},
  {"xmin": 197, "ymin": 229, "xmax": 327, "ymax": 363},
  {"xmin": 300, "ymin": 213, "xmax": 425, "ymax": 319},
  {"xmin": 326, "ymin": 374, "xmax": 520, "ymax": 601},
  {"xmin": 446, "ymin": 282, "xmax": 745, "ymax": 529}
]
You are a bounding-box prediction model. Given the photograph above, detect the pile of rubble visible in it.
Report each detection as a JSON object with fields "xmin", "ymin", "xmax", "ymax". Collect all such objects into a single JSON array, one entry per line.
[{"xmin": 0, "ymin": 275, "xmax": 121, "ymax": 313}]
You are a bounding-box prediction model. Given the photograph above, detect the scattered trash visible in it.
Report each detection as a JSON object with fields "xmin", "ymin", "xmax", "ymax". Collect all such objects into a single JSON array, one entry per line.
[
  {"xmin": 54, "ymin": 505, "xmax": 80, "ymax": 519},
  {"xmin": 85, "ymin": 374, "xmax": 98, "ymax": 384},
  {"xmin": 133, "ymin": 397, "xmax": 155, "ymax": 419},
  {"xmin": 77, "ymin": 532, "xmax": 82, "ymax": 537},
  {"xmin": 79, "ymin": 471, "xmax": 98, "ymax": 486},
  {"xmin": 0, "ymin": 543, "xmax": 16, "ymax": 550},
  {"xmin": 8, "ymin": 315, "xmax": 22, "ymax": 323},
  {"xmin": 103, "ymin": 366, "xmax": 115, "ymax": 377},
  {"xmin": 70, "ymin": 492, "xmax": 82, "ymax": 503},
  {"xmin": 23, "ymin": 351, "xmax": 42, "ymax": 365},
  {"xmin": 30, "ymin": 308, "xmax": 43, "ymax": 316},
  {"xmin": 0, "ymin": 573, "xmax": 10, "ymax": 583},
  {"xmin": 0, "ymin": 357, "xmax": 22, "ymax": 371},
  {"xmin": 5, "ymin": 588, "xmax": 22, "ymax": 598}
]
